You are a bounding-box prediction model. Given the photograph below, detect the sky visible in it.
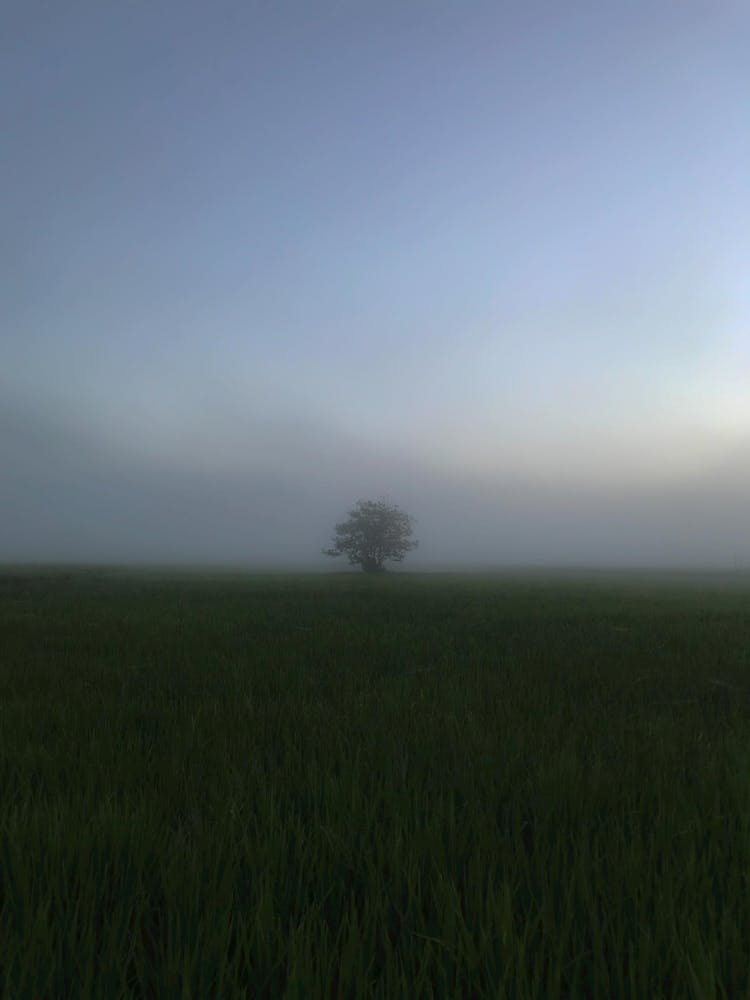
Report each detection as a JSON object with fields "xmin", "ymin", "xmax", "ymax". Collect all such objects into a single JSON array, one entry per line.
[{"xmin": 2, "ymin": 0, "xmax": 749, "ymax": 568}]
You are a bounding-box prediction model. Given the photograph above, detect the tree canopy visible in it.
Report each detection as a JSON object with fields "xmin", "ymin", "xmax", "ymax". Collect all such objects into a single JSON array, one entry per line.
[{"xmin": 323, "ymin": 499, "xmax": 417, "ymax": 573}]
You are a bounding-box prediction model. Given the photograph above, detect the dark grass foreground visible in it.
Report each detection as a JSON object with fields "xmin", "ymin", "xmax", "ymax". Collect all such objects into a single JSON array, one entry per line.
[{"xmin": 2, "ymin": 568, "xmax": 750, "ymax": 998}]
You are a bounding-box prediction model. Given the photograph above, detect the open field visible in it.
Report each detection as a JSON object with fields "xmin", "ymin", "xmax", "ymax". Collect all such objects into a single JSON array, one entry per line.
[{"xmin": 2, "ymin": 568, "xmax": 750, "ymax": 998}]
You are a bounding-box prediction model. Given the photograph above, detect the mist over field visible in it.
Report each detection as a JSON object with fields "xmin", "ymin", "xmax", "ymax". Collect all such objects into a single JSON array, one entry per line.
[{"xmin": 2, "ymin": 0, "xmax": 748, "ymax": 568}]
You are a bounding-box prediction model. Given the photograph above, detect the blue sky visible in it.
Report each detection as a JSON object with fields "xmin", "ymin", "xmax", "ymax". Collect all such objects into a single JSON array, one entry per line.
[{"xmin": 2, "ymin": 0, "xmax": 749, "ymax": 565}]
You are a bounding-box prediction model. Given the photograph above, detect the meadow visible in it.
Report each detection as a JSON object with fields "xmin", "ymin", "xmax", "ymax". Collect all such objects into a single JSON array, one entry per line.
[{"xmin": 1, "ymin": 567, "xmax": 750, "ymax": 998}]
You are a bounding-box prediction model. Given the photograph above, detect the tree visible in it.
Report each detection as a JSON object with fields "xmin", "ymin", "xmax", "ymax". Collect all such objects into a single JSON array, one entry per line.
[{"xmin": 323, "ymin": 499, "xmax": 418, "ymax": 573}]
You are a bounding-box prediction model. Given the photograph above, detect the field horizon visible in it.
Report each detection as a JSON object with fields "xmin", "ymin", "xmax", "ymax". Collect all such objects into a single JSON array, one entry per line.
[{"xmin": 4, "ymin": 562, "xmax": 750, "ymax": 579}]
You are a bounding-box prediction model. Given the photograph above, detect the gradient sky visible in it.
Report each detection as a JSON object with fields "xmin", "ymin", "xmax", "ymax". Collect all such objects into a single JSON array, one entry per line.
[{"xmin": 2, "ymin": 0, "xmax": 749, "ymax": 566}]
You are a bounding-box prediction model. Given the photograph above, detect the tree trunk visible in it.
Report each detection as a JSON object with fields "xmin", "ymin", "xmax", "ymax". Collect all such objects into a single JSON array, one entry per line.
[{"xmin": 361, "ymin": 557, "xmax": 385, "ymax": 573}]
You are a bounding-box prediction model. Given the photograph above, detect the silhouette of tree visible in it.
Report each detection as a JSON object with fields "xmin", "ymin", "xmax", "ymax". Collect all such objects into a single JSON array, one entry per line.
[{"xmin": 323, "ymin": 499, "xmax": 417, "ymax": 573}]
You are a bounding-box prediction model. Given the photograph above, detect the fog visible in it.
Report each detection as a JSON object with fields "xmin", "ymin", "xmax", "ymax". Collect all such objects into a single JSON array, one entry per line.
[
  {"xmin": 3, "ymin": 1, "xmax": 748, "ymax": 569},
  {"xmin": 2, "ymin": 393, "xmax": 748, "ymax": 569}
]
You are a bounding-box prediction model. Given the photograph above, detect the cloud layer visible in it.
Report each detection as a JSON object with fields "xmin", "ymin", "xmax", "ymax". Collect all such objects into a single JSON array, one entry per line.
[{"xmin": 3, "ymin": 396, "xmax": 748, "ymax": 568}]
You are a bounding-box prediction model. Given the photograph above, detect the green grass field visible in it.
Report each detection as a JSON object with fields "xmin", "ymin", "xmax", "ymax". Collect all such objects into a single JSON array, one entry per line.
[{"xmin": 2, "ymin": 567, "xmax": 750, "ymax": 998}]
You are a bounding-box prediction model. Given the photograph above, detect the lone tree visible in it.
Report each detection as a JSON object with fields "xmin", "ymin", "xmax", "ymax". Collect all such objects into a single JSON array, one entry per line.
[{"xmin": 323, "ymin": 499, "xmax": 418, "ymax": 573}]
